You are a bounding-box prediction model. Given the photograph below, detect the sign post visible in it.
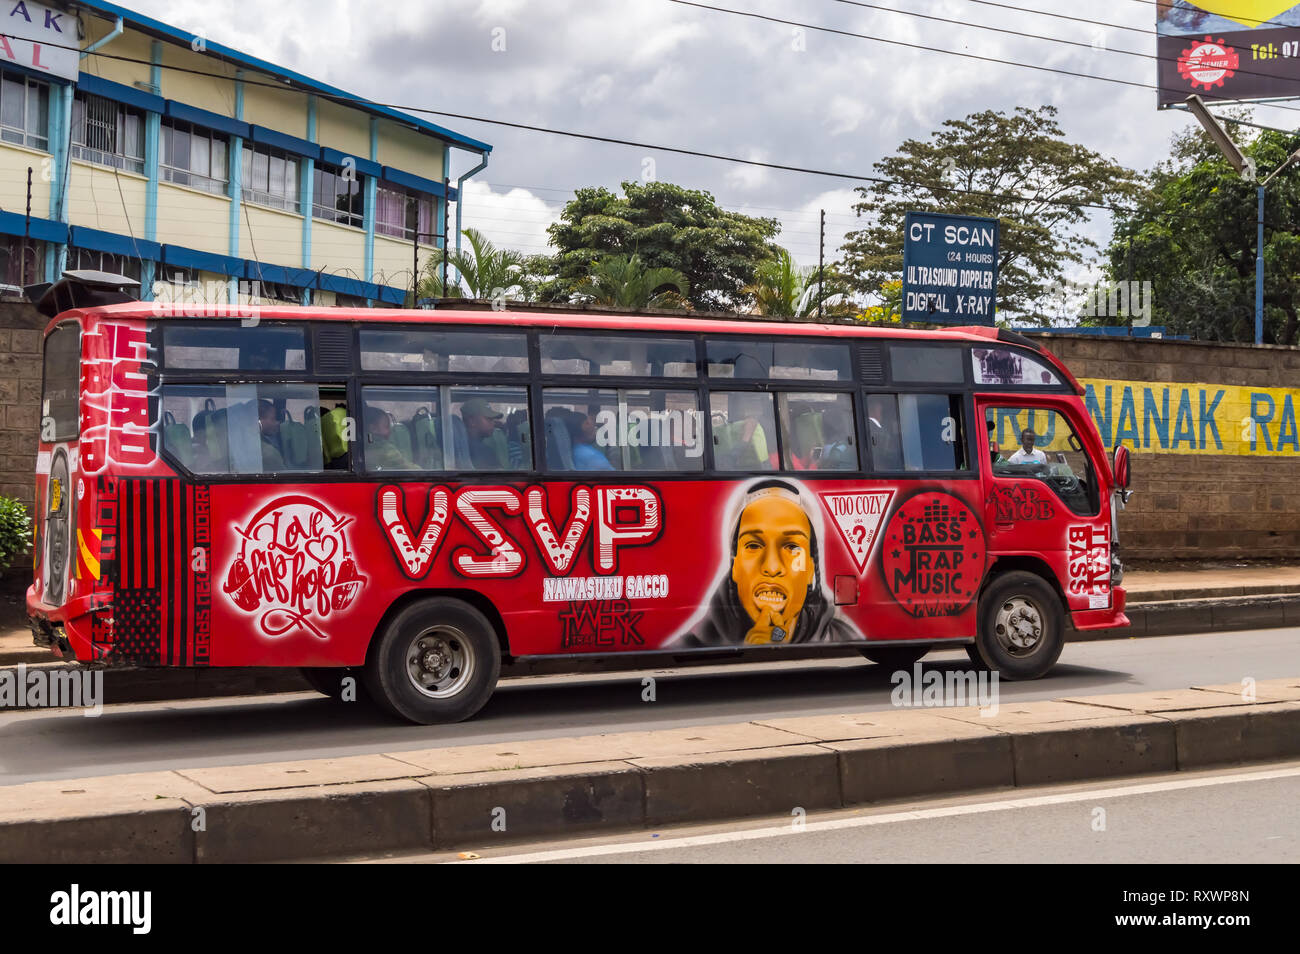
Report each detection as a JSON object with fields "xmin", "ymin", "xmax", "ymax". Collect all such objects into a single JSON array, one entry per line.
[{"xmin": 901, "ymin": 211, "xmax": 999, "ymax": 325}]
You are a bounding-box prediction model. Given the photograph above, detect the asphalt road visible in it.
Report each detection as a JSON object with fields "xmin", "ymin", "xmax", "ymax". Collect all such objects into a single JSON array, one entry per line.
[
  {"xmin": 0, "ymin": 626, "xmax": 1296, "ymax": 786},
  {"xmin": 399, "ymin": 761, "xmax": 1300, "ymax": 865}
]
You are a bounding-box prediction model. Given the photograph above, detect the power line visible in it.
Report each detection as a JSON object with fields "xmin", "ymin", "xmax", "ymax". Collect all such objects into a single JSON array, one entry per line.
[
  {"xmin": 6, "ymin": 30, "xmax": 1137, "ymax": 214},
  {"xmin": 662, "ymin": 1, "xmax": 1300, "ymax": 116}
]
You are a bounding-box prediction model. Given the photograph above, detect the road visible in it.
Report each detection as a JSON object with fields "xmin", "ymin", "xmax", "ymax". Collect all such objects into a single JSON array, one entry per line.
[
  {"xmin": 393, "ymin": 761, "xmax": 1300, "ymax": 864},
  {"xmin": 0, "ymin": 626, "xmax": 1296, "ymax": 786}
]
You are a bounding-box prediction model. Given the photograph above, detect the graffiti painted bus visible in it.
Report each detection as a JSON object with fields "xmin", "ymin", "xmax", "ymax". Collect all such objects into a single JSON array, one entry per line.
[{"xmin": 27, "ymin": 272, "xmax": 1131, "ymax": 723}]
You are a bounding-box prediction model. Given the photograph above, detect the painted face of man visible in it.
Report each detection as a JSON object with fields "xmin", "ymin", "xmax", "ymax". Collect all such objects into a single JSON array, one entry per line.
[{"xmin": 731, "ymin": 494, "xmax": 815, "ymax": 639}]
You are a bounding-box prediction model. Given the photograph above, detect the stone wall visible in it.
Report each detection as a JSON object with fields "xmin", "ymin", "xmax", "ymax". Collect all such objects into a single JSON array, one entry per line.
[
  {"xmin": 0, "ymin": 300, "xmax": 43, "ymax": 511},
  {"xmin": 1029, "ymin": 332, "xmax": 1300, "ymax": 561}
]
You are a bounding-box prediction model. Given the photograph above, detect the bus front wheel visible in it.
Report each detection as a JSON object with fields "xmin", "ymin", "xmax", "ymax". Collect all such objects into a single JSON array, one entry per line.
[
  {"xmin": 364, "ymin": 598, "xmax": 501, "ymax": 725},
  {"xmin": 970, "ymin": 572, "xmax": 1064, "ymax": 680}
]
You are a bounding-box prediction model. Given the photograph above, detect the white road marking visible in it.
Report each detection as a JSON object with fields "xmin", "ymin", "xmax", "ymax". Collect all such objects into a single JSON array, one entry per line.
[{"xmin": 460, "ymin": 764, "xmax": 1300, "ymax": 864}]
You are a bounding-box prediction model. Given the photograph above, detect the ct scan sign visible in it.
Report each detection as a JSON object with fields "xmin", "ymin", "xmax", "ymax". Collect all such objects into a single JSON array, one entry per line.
[{"xmin": 901, "ymin": 211, "xmax": 999, "ymax": 325}]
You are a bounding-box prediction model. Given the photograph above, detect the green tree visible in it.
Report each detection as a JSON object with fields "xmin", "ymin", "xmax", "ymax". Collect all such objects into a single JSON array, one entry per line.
[
  {"xmin": 573, "ymin": 254, "xmax": 690, "ymax": 310},
  {"xmin": 546, "ymin": 180, "xmax": 780, "ymax": 310},
  {"xmin": 838, "ymin": 106, "xmax": 1143, "ymax": 317},
  {"xmin": 417, "ymin": 227, "xmax": 528, "ymax": 301},
  {"xmin": 742, "ymin": 247, "xmax": 851, "ymax": 318},
  {"xmin": 1106, "ymin": 121, "xmax": 1300, "ymax": 344}
]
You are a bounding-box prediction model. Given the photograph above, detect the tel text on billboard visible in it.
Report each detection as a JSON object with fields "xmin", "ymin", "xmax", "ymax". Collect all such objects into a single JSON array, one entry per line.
[
  {"xmin": 1157, "ymin": 2, "xmax": 1300, "ymax": 105},
  {"xmin": 901, "ymin": 211, "xmax": 999, "ymax": 326}
]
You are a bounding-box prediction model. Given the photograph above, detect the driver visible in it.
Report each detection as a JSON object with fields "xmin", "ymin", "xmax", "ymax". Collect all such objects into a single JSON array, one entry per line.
[{"xmin": 1007, "ymin": 427, "xmax": 1047, "ymax": 464}]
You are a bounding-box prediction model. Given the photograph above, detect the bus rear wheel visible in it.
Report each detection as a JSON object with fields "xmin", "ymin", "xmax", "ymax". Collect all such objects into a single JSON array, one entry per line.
[
  {"xmin": 859, "ymin": 646, "xmax": 929, "ymax": 670},
  {"xmin": 971, "ymin": 571, "xmax": 1064, "ymax": 680},
  {"xmin": 364, "ymin": 598, "xmax": 501, "ymax": 725}
]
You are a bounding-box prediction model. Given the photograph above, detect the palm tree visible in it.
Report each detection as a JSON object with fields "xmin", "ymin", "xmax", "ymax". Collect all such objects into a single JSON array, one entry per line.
[
  {"xmin": 417, "ymin": 227, "xmax": 527, "ymax": 300},
  {"xmin": 573, "ymin": 254, "xmax": 690, "ymax": 310},
  {"xmin": 743, "ymin": 247, "xmax": 848, "ymax": 318}
]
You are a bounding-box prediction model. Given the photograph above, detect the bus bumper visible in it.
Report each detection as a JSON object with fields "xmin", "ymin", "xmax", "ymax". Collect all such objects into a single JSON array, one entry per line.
[
  {"xmin": 1070, "ymin": 586, "xmax": 1129, "ymax": 631},
  {"xmin": 26, "ymin": 585, "xmax": 100, "ymax": 663}
]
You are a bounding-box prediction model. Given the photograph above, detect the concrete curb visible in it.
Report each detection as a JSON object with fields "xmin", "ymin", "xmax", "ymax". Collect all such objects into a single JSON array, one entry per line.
[{"xmin": 2, "ymin": 683, "xmax": 1298, "ymax": 862}]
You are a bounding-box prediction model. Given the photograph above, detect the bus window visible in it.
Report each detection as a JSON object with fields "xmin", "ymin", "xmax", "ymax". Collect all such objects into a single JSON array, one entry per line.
[
  {"xmin": 890, "ymin": 345, "xmax": 965, "ymax": 384},
  {"xmin": 447, "ymin": 386, "xmax": 530, "ymax": 471},
  {"xmin": 162, "ymin": 324, "xmax": 306, "ymax": 371},
  {"xmin": 778, "ymin": 392, "xmax": 858, "ymax": 471},
  {"xmin": 41, "ymin": 324, "xmax": 81, "ymax": 442},
  {"xmin": 359, "ymin": 329, "xmax": 527, "ymax": 373},
  {"xmin": 160, "ymin": 383, "xmax": 348, "ymax": 474},
  {"xmin": 864, "ymin": 394, "xmax": 904, "ymax": 471},
  {"xmin": 988, "ymin": 406, "xmax": 1098, "ymax": 515},
  {"xmin": 539, "ymin": 335, "xmax": 696, "ymax": 377},
  {"xmin": 710, "ymin": 392, "xmax": 779, "ymax": 472},
  {"xmin": 542, "ymin": 388, "xmax": 704, "ymax": 472},
  {"xmin": 972, "ymin": 347, "xmax": 1061, "ymax": 387},
  {"xmin": 361, "ymin": 387, "xmax": 439, "ymax": 472},
  {"xmin": 707, "ymin": 339, "xmax": 851, "ymax": 381}
]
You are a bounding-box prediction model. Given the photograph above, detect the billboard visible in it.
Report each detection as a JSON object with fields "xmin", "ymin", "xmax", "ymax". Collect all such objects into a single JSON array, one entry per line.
[
  {"xmin": 901, "ymin": 211, "xmax": 998, "ymax": 325},
  {"xmin": 1157, "ymin": 2, "xmax": 1300, "ymax": 105}
]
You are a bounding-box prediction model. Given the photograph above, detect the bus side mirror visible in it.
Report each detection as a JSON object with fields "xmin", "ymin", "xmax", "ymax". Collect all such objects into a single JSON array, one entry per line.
[{"xmin": 1113, "ymin": 444, "xmax": 1132, "ymax": 497}]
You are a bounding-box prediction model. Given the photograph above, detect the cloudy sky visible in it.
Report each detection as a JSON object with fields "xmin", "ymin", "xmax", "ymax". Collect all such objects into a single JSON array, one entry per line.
[{"xmin": 116, "ymin": 0, "xmax": 1299, "ymax": 277}]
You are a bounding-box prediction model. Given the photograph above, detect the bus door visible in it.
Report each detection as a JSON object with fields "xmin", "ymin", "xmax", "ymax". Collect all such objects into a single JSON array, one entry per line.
[{"xmin": 977, "ymin": 398, "xmax": 1113, "ymax": 613}]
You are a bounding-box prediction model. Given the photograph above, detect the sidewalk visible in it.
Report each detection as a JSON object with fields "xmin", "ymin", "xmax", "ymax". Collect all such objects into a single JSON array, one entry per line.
[{"xmin": 4, "ymin": 680, "xmax": 1298, "ymax": 862}]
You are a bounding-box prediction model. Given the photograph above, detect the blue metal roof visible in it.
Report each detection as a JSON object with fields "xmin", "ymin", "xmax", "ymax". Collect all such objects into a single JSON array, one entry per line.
[{"xmin": 75, "ymin": 0, "xmax": 492, "ymax": 154}]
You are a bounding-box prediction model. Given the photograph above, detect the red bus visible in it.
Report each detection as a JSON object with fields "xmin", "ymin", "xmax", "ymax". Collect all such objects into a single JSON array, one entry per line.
[{"xmin": 27, "ymin": 272, "xmax": 1131, "ymax": 723}]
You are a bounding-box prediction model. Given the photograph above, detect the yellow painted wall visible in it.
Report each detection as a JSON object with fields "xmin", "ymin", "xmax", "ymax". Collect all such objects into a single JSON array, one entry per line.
[
  {"xmin": 317, "ymin": 99, "xmax": 371, "ymax": 161},
  {"xmin": 372, "ymin": 234, "xmax": 415, "ymax": 289},
  {"xmin": 156, "ymin": 182, "xmax": 230, "ymax": 255},
  {"xmin": 79, "ymin": 28, "xmax": 153, "ymax": 90},
  {"xmin": 375, "ymin": 121, "xmax": 445, "ymax": 180},
  {"xmin": 0, "ymin": 145, "xmax": 51, "ymax": 215},
  {"xmin": 243, "ymin": 76, "xmax": 306, "ymax": 137},
  {"xmin": 66, "ymin": 162, "xmax": 147, "ymax": 236},
  {"xmin": 159, "ymin": 52, "xmax": 240, "ymax": 117},
  {"xmin": 240, "ymin": 204, "xmax": 303, "ymax": 266},
  {"xmin": 310, "ymin": 219, "xmax": 365, "ymax": 274}
]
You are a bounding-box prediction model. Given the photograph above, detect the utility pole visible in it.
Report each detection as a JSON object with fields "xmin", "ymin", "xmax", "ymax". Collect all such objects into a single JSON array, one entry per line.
[
  {"xmin": 817, "ymin": 208, "xmax": 825, "ymax": 321},
  {"xmin": 23, "ymin": 167, "xmax": 32, "ymax": 288},
  {"xmin": 1184, "ymin": 94, "xmax": 1300, "ymax": 345}
]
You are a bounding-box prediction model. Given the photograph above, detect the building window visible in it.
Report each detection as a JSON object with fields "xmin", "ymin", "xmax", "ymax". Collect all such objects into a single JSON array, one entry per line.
[
  {"xmin": 375, "ymin": 184, "xmax": 433, "ymax": 240},
  {"xmin": 70, "ymin": 92, "xmax": 145, "ymax": 173},
  {"xmin": 0, "ymin": 69, "xmax": 49, "ymax": 151},
  {"xmin": 161, "ymin": 120, "xmax": 229, "ymax": 195},
  {"xmin": 0, "ymin": 236, "xmax": 45, "ymax": 289},
  {"xmin": 241, "ymin": 143, "xmax": 300, "ymax": 213},
  {"xmin": 313, "ymin": 163, "xmax": 364, "ymax": 229},
  {"xmin": 68, "ymin": 248, "xmax": 143, "ymax": 283}
]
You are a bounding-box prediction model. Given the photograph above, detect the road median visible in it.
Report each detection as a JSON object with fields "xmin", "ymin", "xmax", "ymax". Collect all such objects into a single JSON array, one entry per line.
[{"xmin": 3, "ymin": 679, "xmax": 1298, "ymax": 863}]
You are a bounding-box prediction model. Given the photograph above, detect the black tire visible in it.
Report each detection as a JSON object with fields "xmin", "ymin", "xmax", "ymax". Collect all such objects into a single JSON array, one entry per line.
[
  {"xmin": 299, "ymin": 666, "xmax": 366, "ymax": 701},
  {"xmin": 860, "ymin": 645, "xmax": 930, "ymax": 669},
  {"xmin": 972, "ymin": 571, "xmax": 1064, "ymax": 680},
  {"xmin": 363, "ymin": 598, "xmax": 501, "ymax": 725}
]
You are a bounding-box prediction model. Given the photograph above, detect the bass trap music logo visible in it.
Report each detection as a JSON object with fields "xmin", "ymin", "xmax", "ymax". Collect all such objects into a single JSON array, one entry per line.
[{"xmin": 223, "ymin": 495, "xmax": 365, "ymax": 638}]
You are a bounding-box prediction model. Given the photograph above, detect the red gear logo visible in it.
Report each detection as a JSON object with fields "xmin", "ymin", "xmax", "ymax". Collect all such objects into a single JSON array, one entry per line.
[{"xmin": 1178, "ymin": 36, "xmax": 1239, "ymax": 91}]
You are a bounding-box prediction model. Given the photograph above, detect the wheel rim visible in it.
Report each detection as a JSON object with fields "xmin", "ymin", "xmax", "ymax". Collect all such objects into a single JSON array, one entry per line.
[
  {"xmin": 405, "ymin": 626, "xmax": 475, "ymax": 699},
  {"xmin": 994, "ymin": 596, "xmax": 1044, "ymax": 657}
]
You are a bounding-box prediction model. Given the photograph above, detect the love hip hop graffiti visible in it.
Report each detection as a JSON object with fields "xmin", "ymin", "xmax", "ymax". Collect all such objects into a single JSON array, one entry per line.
[{"xmin": 223, "ymin": 496, "xmax": 366, "ymax": 638}]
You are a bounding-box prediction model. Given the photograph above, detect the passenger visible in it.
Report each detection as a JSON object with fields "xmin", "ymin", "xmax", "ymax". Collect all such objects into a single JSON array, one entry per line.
[
  {"xmin": 1007, "ymin": 427, "xmax": 1047, "ymax": 465},
  {"xmin": 258, "ymin": 400, "xmax": 285, "ymax": 470},
  {"xmin": 461, "ymin": 397, "xmax": 507, "ymax": 470},
  {"xmin": 817, "ymin": 407, "xmax": 857, "ymax": 470},
  {"xmin": 364, "ymin": 405, "xmax": 414, "ymax": 470},
  {"xmin": 565, "ymin": 410, "xmax": 615, "ymax": 471}
]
